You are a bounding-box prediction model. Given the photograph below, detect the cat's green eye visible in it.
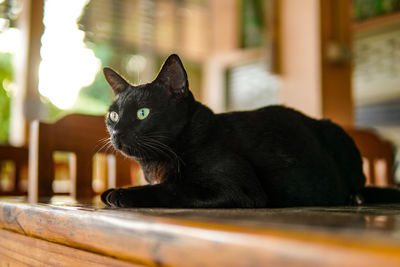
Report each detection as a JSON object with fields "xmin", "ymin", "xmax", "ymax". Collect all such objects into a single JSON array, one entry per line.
[
  {"xmin": 109, "ymin": 111, "xmax": 119, "ymax": 123},
  {"xmin": 137, "ymin": 108, "xmax": 150, "ymax": 120}
]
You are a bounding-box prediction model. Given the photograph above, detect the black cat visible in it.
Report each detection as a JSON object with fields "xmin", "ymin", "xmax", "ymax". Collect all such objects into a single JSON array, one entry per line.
[{"xmin": 101, "ymin": 54, "xmax": 399, "ymax": 208}]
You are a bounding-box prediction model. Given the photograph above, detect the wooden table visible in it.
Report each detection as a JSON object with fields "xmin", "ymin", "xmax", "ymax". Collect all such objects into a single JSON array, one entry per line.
[{"xmin": 1, "ymin": 197, "xmax": 400, "ymax": 266}]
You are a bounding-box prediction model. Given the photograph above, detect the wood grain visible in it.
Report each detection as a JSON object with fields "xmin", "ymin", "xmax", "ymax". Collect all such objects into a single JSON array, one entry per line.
[
  {"xmin": 0, "ymin": 228, "xmax": 139, "ymax": 266},
  {"xmin": 0, "ymin": 201, "xmax": 400, "ymax": 266}
]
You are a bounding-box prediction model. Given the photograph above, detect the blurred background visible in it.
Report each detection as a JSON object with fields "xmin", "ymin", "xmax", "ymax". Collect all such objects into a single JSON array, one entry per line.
[{"xmin": 1, "ymin": 0, "xmax": 400, "ymax": 187}]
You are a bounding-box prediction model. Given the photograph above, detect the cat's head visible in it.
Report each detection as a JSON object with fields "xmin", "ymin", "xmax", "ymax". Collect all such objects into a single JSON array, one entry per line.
[{"xmin": 103, "ymin": 54, "xmax": 194, "ymax": 160}]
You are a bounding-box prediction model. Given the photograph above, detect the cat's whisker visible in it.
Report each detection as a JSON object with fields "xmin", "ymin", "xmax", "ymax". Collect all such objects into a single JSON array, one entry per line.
[
  {"xmin": 144, "ymin": 131, "xmax": 171, "ymax": 136},
  {"xmin": 145, "ymin": 140, "xmax": 178, "ymax": 160},
  {"xmin": 144, "ymin": 135, "xmax": 171, "ymax": 142},
  {"xmin": 129, "ymin": 139, "xmax": 144, "ymax": 160},
  {"xmin": 144, "ymin": 131, "xmax": 172, "ymax": 139},
  {"xmin": 142, "ymin": 141, "xmax": 174, "ymax": 161},
  {"xmin": 94, "ymin": 138, "xmax": 112, "ymax": 154},
  {"xmin": 137, "ymin": 144, "xmax": 151, "ymax": 161},
  {"xmin": 102, "ymin": 141, "xmax": 115, "ymax": 155},
  {"xmin": 105, "ymin": 141, "xmax": 114, "ymax": 153},
  {"xmin": 93, "ymin": 137, "xmax": 110, "ymax": 151},
  {"xmin": 136, "ymin": 141, "xmax": 149, "ymax": 161},
  {"xmin": 120, "ymin": 151, "xmax": 130, "ymax": 161},
  {"xmin": 139, "ymin": 136, "xmax": 184, "ymax": 174},
  {"xmin": 144, "ymin": 137, "xmax": 181, "ymax": 161},
  {"xmin": 140, "ymin": 137, "xmax": 172, "ymax": 155},
  {"xmin": 139, "ymin": 140, "xmax": 174, "ymax": 161}
]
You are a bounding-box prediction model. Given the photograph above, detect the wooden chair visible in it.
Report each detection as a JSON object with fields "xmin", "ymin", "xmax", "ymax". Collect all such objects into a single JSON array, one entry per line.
[
  {"xmin": 345, "ymin": 128, "xmax": 394, "ymax": 186},
  {"xmin": 28, "ymin": 114, "xmax": 138, "ymax": 202},
  {"xmin": 0, "ymin": 145, "xmax": 28, "ymax": 195}
]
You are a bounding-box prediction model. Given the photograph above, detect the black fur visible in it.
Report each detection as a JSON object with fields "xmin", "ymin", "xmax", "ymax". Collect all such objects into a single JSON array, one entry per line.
[{"xmin": 101, "ymin": 54, "xmax": 398, "ymax": 208}]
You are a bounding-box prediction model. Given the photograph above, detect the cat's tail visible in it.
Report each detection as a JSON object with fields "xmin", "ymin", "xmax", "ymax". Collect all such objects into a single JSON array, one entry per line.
[{"xmin": 362, "ymin": 186, "xmax": 400, "ymax": 204}]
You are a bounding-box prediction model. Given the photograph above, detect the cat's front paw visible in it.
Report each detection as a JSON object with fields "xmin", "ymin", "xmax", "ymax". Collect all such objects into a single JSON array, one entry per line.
[{"xmin": 101, "ymin": 188, "xmax": 125, "ymax": 207}]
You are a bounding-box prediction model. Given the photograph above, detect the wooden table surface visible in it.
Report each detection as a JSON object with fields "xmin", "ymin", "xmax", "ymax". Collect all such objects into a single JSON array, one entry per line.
[{"xmin": 1, "ymin": 197, "xmax": 400, "ymax": 266}]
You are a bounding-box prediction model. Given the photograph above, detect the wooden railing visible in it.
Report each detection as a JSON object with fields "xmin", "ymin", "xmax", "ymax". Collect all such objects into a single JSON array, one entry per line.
[{"xmin": 1, "ymin": 199, "xmax": 400, "ymax": 266}]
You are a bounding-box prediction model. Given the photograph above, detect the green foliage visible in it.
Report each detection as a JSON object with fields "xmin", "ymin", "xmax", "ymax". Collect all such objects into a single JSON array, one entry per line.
[
  {"xmin": 353, "ymin": 0, "xmax": 400, "ymax": 20},
  {"xmin": 0, "ymin": 52, "xmax": 12, "ymax": 144},
  {"xmin": 241, "ymin": 0, "xmax": 265, "ymax": 48}
]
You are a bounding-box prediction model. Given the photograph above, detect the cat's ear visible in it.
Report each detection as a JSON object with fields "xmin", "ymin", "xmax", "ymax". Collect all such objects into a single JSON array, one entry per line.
[
  {"xmin": 155, "ymin": 54, "xmax": 188, "ymax": 98},
  {"xmin": 103, "ymin": 67, "xmax": 129, "ymax": 94}
]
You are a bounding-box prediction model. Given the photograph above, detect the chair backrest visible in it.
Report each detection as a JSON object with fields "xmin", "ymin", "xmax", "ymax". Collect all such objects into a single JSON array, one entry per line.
[
  {"xmin": 345, "ymin": 128, "xmax": 394, "ymax": 186},
  {"xmin": 0, "ymin": 145, "xmax": 28, "ymax": 195},
  {"xmin": 28, "ymin": 114, "xmax": 138, "ymax": 202}
]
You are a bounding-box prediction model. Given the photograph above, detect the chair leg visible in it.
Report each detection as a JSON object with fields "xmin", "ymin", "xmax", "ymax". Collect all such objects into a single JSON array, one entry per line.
[
  {"xmin": 74, "ymin": 152, "xmax": 95, "ymax": 199},
  {"xmin": 13, "ymin": 162, "xmax": 21, "ymax": 195},
  {"xmin": 116, "ymin": 156, "xmax": 133, "ymax": 187},
  {"xmin": 28, "ymin": 121, "xmax": 54, "ymax": 203},
  {"xmin": 369, "ymin": 159, "xmax": 376, "ymax": 186}
]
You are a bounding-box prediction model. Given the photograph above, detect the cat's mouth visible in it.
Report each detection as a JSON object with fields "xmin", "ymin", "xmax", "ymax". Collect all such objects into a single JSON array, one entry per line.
[
  {"xmin": 120, "ymin": 144, "xmax": 148, "ymax": 161},
  {"xmin": 110, "ymin": 135, "xmax": 142, "ymax": 159},
  {"xmin": 118, "ymin": 143, "xmax": 143, "ymax": 160},
  {"xmin": 110, "ymin": 137, "xmax": 134, "ymax": 156}
]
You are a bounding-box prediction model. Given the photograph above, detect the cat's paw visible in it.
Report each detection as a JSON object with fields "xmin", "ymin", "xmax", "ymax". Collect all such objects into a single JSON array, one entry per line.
[{"xmin": 101, "ymin": 188, "xmax": 125, "ymax": 207}]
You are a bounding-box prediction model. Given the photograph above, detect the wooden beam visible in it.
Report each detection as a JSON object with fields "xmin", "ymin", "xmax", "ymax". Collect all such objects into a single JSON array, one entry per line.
[
  {"xmin": 320, "ymin": 0, "xmax": 353, "ymax": 126},
  {"xmin": 9, "ymin": 0, "xmax": 44, "ymax": 146},
  {"xmin": 280, "ymin": 0, "xmax": 353, "ymax": 126},
  {"xmin": 201, "ymin": 0, "xmax": 240, "ymax": 109},
  {"xmin": 1, "ymin": 201, "xmax": 400, "ymax": 266},
  {"xmin": 265, "ymin": 0, "xmax": 282, "ymax": 74},
  {"xmin": 280, "ymin": 0, "xmax": 322, "ymax": 118},
  {"xmin": 209, "ymin": 0, "xmax": 239, "ymax": 53}
]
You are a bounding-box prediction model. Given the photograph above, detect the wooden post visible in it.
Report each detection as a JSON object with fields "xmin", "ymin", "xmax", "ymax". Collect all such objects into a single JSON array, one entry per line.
[
  {"xmin": 208, "ymin": 0, "xmax": 240, "ymax": 53},
  {"xmin": 280, "ymin": 0, "xmax": 353, "ymax": 126},
  {"xmin": 280, "ymin": 0, "xmax": 322, "ymax": 119},
  {"xmin": 319, "ymin": 0, "xmax": 353, "ymax": 126},
  {"xmin": 28, "ymin": 120, "xmax": 54, "ymax": 203},
  {"xmin": 116, "ymin": 155, "xmax": 135, "ymax": 187},
  {"xmin": 9, "ymin": 0, "xmax": 44, "ymax": 146},
  {"xmin": 74, "ymin": 151, "xmax": 95, "ymax": 199},
  {"xmin": 202, "ymin": 0, "xmax": 239, "ymax": 110}
]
